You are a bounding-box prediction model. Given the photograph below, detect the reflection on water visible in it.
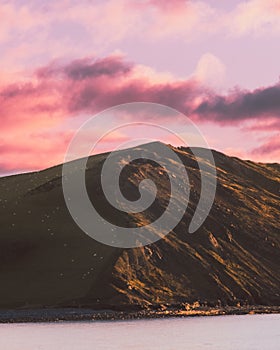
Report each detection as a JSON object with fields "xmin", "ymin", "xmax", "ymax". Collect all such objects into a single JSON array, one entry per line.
[{"xmin": 0, "ymin": 314, "xmax": 279, "ymax": 350}]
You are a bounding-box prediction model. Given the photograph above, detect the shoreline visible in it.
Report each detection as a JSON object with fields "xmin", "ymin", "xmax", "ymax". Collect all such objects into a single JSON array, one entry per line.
[{"xmin": 0, "ymin": 305, "xmax": 279, "ymax": 324}]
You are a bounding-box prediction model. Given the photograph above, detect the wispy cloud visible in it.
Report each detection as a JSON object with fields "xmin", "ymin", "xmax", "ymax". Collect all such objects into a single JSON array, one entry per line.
[
  {"xmin": 229, "ymin": 0, "xmax": 280, "ymax": 37},
  {"xmin": 1, "ymin": 0, "xmax": 280, "ymax": 67},
  {"xmin": 195, "ymin": 83, "xmax": 280, "ymax": 123},
  {"xmin": 251, "ymin": 134, "xmax": 280, "ymax": 159},
  {"xmin": 0, "ymin": 54, "xmax": 279, "ymax": 174}
]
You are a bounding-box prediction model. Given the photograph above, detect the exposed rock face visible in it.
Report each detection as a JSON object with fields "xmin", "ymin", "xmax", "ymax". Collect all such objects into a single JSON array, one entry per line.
[{"xmin": 0, "ymin": 143, "xmax": 279, "ymax": 309}]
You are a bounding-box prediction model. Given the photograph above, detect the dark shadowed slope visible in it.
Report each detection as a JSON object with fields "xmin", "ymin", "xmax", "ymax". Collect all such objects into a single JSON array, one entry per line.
[{"xmin": 0, "ymin": 143, "xmax": 279, "ymax": 309}]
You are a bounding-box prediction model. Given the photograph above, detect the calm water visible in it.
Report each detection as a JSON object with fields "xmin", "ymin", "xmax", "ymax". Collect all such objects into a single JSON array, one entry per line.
[{"xmin": 0, "ymin": 314, "xmax": 279, "ymax": 349}]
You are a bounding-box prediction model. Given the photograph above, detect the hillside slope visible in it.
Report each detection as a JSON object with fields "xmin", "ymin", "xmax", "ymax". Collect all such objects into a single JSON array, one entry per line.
[{"xmin": 0, "ymin": 143, "xmax": 279, "ymax": 309}]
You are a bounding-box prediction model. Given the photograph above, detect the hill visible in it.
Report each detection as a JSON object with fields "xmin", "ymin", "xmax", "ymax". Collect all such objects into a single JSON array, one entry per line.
[{"xmin": 0, "ymin": 142, "xmax": 279, "ymax": 310}]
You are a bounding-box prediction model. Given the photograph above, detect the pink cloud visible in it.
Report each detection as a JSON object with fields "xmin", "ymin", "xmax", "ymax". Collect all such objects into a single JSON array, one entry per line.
[
  {"xmin": 34, "ymin": 55, "xmax": 280, "ymax": 127},
  {"xmin": 230, "ymin": 0, "xmax": 280, "ymax": 36},
  {"xmin": 1, "ymin": 0, "xmax": 279, "ymax": 81},
  {"xmin": 146, "ymin": 0, "xmax": 186, "ymax": 11},
  {"xmin": 1, "ymin": 54, "xmax": 280, "ymax": 175},
  {"xmin": 0, "ymin": 0, "xmax": 217, "ymax": 70},
  {"xmin": 242, "ymin": 118, "xmax": 280, "ymax": 132},
  {"xmin": 251, "ymin": 134, "xmax": 280, "ymax": 158},
  {"xmin": 194, "ymin": 84, "xmax": 280, "ymax": 124},
  {"xmin": 0, "ymin": 130, "xmax": 73, "ymax": 173}
]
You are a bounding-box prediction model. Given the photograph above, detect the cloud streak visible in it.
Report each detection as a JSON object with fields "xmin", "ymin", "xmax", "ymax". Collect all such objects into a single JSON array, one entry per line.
[
  {"xmin": 0, "ymin": 54, "xmax": 280, "ymax": 174},
  {"xmin": 195, "ymin": 83, "xmax": 280, "ymax": 122},
  {"xmin": 32, "ymin": 55, "xmax": 203, "ymax": 116},
  {"xmin": 251, "ymin": 134, "xmax": 280, "ymax": 159},
  {"xmin": 4, "ymin": 0, "xmax": 277, "ymax": 78},
  {"xmin": 29, "ymin": 55, "xmax": 280, "ymax": 125},
  {"xmin": 230, "ymin": 0, "xmax": 280, "ymax": 37}
]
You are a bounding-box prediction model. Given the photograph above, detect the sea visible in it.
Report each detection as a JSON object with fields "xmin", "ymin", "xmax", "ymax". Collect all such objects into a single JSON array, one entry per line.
[{"xmin": 0, "ymin": 313, "xmax": 279, "ymax": 349}]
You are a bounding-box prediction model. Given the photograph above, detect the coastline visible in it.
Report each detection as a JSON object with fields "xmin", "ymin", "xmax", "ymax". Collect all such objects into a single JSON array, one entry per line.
[{"xmin": 0, "ymin": 305, "xmax": 279, "ymax": 324}]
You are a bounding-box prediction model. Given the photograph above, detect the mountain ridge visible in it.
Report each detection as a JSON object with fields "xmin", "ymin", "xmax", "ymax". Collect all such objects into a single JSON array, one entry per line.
[
  {"xmin": 1, "ymin": 142, "xmax": 279, "ymax": 181},
  {"xmin": 0, "ymin": 143, "xmax": 279, "ymax": 310}
]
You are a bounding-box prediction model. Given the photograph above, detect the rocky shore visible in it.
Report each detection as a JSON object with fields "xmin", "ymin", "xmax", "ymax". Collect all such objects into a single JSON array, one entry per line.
[{"xmin": 0, "ymin": 305, "xmax": 279, "ymax": 324}]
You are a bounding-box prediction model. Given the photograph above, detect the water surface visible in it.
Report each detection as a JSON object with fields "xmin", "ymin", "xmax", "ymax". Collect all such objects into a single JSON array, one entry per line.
[{"xmin": 0, "ymin": 314, "xmax": 279, "ymax": 349}]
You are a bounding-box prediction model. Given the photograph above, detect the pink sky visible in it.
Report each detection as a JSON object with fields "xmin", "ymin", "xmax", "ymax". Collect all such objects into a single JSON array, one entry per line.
[{"xmin": 0, "ymin": 0, "xmax": 280, "ymax": 175}]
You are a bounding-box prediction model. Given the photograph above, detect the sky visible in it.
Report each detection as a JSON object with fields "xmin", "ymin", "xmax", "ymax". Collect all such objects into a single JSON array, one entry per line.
[{"xmin": 1, "ymin": 0, "xmax": 280, "ymax": 175}]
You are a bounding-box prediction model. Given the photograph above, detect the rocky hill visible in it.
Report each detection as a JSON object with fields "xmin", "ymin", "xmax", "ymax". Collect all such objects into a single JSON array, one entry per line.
[{"xmin": 0, "ymin": 143, "xmax": 279, "ymax": 310}]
